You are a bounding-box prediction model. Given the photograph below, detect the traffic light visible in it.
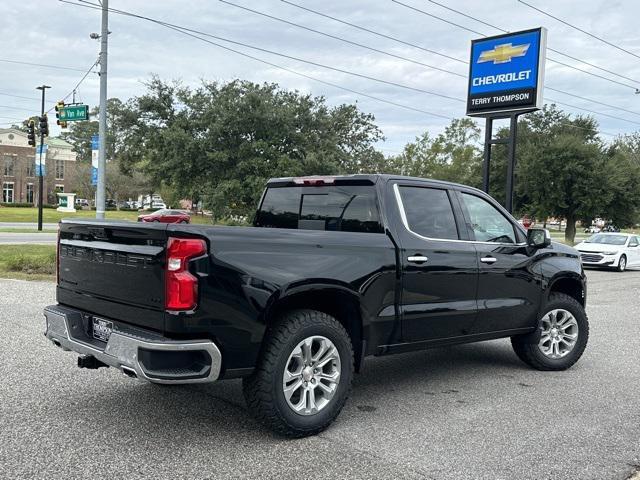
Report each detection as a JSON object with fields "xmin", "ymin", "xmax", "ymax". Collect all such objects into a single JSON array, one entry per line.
[
  {"xmin": 38, "ymin": 114, "xmax": 49, "ymax": 137},
  {"xmin": 27, "ymin": 119, "xmax": 36, "ymax": 147},
  {"xmin": 54, "ymin": 101, "xmax": 67, "ymax": 128}
]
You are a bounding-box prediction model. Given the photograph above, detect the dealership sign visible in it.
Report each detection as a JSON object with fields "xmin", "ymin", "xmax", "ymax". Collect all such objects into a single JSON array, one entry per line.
[{"xmin": 467, "ymin": 27, "xmax": 547, "ymax": 116}]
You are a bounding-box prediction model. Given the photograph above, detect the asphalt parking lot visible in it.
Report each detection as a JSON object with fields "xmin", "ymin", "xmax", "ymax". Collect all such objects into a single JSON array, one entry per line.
[{"xmin": 1, "ymin": 270, "xmax": 639, "ymax": 480}]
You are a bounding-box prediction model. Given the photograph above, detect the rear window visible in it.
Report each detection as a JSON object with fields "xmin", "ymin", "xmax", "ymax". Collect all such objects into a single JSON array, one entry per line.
[{"xmin": 255, "ymin": 186, "xmax": 383, "ymax": 233}]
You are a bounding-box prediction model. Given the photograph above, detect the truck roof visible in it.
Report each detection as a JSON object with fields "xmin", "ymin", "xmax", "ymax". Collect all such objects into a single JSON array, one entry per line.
[{"xmin": 267, "ymin": 174, "xmax": 480, "ymax": 192}]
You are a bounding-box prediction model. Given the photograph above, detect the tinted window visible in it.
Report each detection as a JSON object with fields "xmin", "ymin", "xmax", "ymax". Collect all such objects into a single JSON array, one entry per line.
[
  {"xmin": 255, "ymin": 186, "xmax": 383, "ymax": 233},
  {"xmin": 628, "ymin": 236, "xmax": 638, "ymax": 247},
  {"xmin": 460, "ymin": 193, "xmax": 516, "ymax": 243},
  {"xmin": 398, "ymin": 186, "xmax": 458, "ymax": 240}
]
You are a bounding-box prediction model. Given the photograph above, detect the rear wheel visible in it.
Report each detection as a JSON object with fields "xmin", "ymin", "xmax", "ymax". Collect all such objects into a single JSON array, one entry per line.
[
  {"xmin": 617, "ymin": 255, "xmax": 627, "ymax": 272},
  {"xmin": 243, "ymin": 309, "xmax": 354, "ymax": 437},
  {"xmin": 511, "ymin": 293, "xmax": 588, "ymax": 371}
]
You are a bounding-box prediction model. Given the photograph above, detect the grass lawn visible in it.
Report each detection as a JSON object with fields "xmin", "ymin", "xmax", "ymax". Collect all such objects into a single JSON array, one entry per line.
[
  {"xmin": 0, "ymin": 244, "xmax": 56, "ymax": 281},
  {"xmin": 0, "ymin": 207, "xmax": 213, "ymax": 225},
  {"xmin": 0, "ymin": 228, "xmax": 58, "ymax": 233}
]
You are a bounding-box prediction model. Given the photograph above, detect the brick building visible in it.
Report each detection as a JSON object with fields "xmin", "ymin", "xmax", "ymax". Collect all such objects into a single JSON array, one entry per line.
[{"xmin": 0, "ymin": 128, "xmax": 77, "ymax": 205}]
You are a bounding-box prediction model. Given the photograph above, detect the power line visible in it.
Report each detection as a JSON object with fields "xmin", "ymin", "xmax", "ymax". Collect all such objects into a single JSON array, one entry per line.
[
  {"xmin": 391, "ymin": 0, "xmax": 639, "ymax": 91},
  {"xmin": 280, "ymin": 0, "xmax": 640, "ymax": 119},
  {"xmin": 0, "ymin": 92, "xmax": 40, "ymax": 102},
  {"xmin": 518, "ymin": 0, "xmax": 640, "ymax": 61},
  {"xmin": 426, "ymin": 0, "xmax": 640, "ymax": 87},
  {"xmin": 220, "ymin": 0, "xmax": 466, "ymax": 78},
  {"xmin": 546, "ymin": 98, "xmax": 640, "ymax": 126},
  {"xmin": 46, "ymin": 58, "xmax": 99, "ymax": 113},
  {"xmin": 0, "ymin": 104, "xmax": 37, "ymax": 113},
  {"xmin": 65, "ymin": 1, "xmax": 465, "ymax": 104},
  {"xmin": 61, "ymin": 0, "xmax": 455, "ymax": 121},
  {"xmin": 64, "ymin": 1, "xmax": 626, "ymax": 137},
  {"xmin": 0, "ymin": 57, "xmax": 89, "ymax": 73},
  {"xmin": 280, "ymin": 0, "xmax": 466, "ymax": 64}
]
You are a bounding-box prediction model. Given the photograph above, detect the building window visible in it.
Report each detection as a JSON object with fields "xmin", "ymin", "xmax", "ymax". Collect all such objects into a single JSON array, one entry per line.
[
  {"xmin": 55, "ymin": 159, "xmax": 65, "ymax": 180},
  {"xmin": 55, "ymin": 184, "xmax": 64, "ymax": 193},
  {"xmin": 2, "ymin": 182, "xmax": 14, "ymax": 203},
  {"xmin": 26, "ymin": 161, "xmax": 35, "ymax": 177},
  {"xmin": 26, "ymin": 183, "xmax": 34, "ymax": 203},
  {"xmin": 3, "ymin": 156, "xmax": 15, "ymax": 176}
]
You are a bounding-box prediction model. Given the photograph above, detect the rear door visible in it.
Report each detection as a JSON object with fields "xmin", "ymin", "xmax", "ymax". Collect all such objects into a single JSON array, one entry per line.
[
  {"xmin": 391, "ymin": 181, "xmax": 479, "ymax": 342},
  {"xmin": 455, "ymin": 190, "xmax": 540, "ymax": 333},
  {"xmin": 57, "ymin": 221, "xmax": 168, "ymax": 331}
]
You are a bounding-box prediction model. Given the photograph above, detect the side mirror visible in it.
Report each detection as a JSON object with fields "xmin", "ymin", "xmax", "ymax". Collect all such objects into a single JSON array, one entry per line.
[{"xmin": 527, "ymin": 228, "xmax": 551, "ymax": 249}]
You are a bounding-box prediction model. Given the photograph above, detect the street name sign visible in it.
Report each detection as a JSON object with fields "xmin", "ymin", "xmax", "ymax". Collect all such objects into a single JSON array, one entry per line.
[
  {"xmin": 467, "ymin": 28, "xmax": 547, "ymax": 116},
  {"xmin": 60, "ymin": 105, "xmax": 89, "ymax": 122}
]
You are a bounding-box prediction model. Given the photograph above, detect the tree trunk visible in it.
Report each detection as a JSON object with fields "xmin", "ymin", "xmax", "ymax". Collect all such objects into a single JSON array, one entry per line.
[{"xmin": 565, "ymin": 214, "xmax": 577, "ymax": 245}]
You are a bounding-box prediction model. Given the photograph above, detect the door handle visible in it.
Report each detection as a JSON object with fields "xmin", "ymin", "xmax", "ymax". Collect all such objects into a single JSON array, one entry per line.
[
  {"xmin": 480, "ymin": 256, "xmax": 497, "ymax": 264},
  {"xmin": 407, "ymin": 255, "xmax": 428, "ymax": 264}
]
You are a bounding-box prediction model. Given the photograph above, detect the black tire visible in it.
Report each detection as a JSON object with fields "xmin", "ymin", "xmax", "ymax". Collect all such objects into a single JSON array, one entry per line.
[
  {"xmin": 243, "ymin": 309, "xmax": 354, "ymax": 438},
  {"xmin": 511, "ymin": 293, "xmax": 589, "ymax": 371},
  {"xmin": 617, "ymin": 255, "xmax": 627, "ymax": 272}
]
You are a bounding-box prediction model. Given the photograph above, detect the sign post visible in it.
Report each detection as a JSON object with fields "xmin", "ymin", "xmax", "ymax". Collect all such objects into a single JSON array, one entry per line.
[{"xmin": 467, "ymin": 27, "xmax": 547, "ymax": 212}]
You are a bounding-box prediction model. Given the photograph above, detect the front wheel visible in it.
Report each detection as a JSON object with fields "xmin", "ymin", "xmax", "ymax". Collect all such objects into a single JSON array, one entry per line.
[
  {"xmin": 243, "ymin": 309, "xmax": 354, "ymax": 437},
  {"xmin": 617, "ymin": 255, "xmax": 627, "ymax": 272},
  {"xmin": 511, "ymin": 293, "xmax": 589, "ymax": 371}
]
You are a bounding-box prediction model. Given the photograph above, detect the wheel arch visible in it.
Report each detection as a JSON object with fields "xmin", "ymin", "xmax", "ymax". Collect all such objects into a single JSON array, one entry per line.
[
  {"xmin": 265, "ymin": 285, "xmax": 366, "ymax": 372},
  {"xmin": 548, "ymin": 274, "xmax": 585, "ymax": 307}
]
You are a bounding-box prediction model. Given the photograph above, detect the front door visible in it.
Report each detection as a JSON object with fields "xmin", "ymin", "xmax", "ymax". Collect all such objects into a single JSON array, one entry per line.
[
  {"xmin": 393, "ymin": 183, "xmax": 479, "ymax": 342},
  {"xmin": 456, "ymin": 191, "xmax": 541, "ymax": 333}
]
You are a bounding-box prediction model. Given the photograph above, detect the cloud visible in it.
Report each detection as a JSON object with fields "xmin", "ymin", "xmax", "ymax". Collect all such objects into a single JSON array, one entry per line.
[{"xmin": 2, "ymin": 0, "xmax": 639, "ymax": 149}]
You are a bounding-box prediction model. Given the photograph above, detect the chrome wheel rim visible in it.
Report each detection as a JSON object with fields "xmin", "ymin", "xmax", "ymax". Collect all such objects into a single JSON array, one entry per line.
[
  {"xmin": 620, "ymin": 257, "xmax": 626, "ymax": 271},
  {"xmin": 538, "ymin": 309, "xmax": 579, "ymax": 359},
  {"xmin": 282, "ymin": 336, "xmax": 341, "ymax": 416}
]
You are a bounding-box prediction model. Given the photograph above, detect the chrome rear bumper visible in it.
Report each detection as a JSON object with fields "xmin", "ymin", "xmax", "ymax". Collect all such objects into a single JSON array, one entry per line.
[{"xmin": 44, "ymin": 305, "xmax": 222, "ymax": 384}]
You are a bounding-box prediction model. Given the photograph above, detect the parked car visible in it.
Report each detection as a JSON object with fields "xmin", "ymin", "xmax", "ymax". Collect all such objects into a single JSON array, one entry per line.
[
  {"xmin": 45, "ymin": 175, "xmax": 589, "ymax": 437},
  {"xmin": 74, "ymin": 198, "xmax": 89, "ymax": 207},
  {"xmin": 137, "ymin": 209, "xmax": 190, "ymax": 223},
  {"xmin": 602, "ymin": 224, "xmax": 620, "ymax": 232},
  {"xmin": 584, "ymin": 225, "xmax": 601, "ymax": 234},
  {"xmin": 575, "ymin": 232, "xmax": 640, "ymax": 272}
]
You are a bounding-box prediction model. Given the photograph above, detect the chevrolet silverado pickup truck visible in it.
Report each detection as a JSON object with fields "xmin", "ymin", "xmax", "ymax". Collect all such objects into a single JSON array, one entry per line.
[{"xmin": 44, "ymin": 174, "xmax": 589, "ymax": 437}]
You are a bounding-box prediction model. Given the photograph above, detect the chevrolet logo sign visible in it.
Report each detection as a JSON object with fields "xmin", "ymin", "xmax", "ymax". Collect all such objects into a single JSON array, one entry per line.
[{"xmin": 478, "ymin": 43, "xmax": 530, "ymax": 64}]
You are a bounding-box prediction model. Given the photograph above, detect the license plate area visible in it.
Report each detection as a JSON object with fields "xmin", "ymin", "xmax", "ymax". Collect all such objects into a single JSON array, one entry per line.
[{"xmin": 92, "ymin": 317, "xmax": 113, "ymax": 342}]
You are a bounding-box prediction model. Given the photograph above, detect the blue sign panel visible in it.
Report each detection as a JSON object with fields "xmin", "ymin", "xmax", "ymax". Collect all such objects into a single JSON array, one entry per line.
[
  {"xmin": 35, "ymin": 144, "xmax": 48, "ymax": 177},
  {"xmin": 91, "ymin": 135, "xmax": 99, "ymax": 186},
  {"xmin": 467, "ymin": 28, "xmax": 546, "ymax": 116}
]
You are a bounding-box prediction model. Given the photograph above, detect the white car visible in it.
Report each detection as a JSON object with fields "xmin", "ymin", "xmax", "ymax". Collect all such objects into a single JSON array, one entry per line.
[{"xmin": 575, "ymin": 233, "xmax": 640, "ymax": 272}]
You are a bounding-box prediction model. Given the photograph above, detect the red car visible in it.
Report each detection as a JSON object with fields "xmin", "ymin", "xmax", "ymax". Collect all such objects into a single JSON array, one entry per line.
[{"xmin": 137, "ymin": 209, "xmax": 191, "ymax": 224}]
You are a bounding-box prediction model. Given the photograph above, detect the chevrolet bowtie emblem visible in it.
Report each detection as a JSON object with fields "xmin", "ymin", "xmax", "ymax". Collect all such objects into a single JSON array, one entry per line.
[{"xmin": 478, "ymin": 43, "xmax": 530, "ymax": 64}]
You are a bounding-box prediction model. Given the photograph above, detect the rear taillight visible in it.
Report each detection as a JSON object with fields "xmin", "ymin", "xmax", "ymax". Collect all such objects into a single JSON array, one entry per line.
[{"xmin": 165, "ymin": 237, "xmax": 207, "ymax": 311}]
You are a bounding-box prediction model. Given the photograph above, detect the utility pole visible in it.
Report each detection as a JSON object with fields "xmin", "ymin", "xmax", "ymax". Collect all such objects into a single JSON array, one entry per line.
[
  {"xmin": 96, "ymin": 0, "xmax": 109, "ymax": 219},
  {"xmin": 35, "ymin": 85, "xmax": 50, "ymax": 231}
]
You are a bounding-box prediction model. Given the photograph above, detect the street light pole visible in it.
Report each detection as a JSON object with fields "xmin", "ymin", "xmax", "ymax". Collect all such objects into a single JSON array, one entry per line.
[
  {"xmin": 35, "ymin": 85, "xmax": 50, "ymax": 232},
  {"xmin": 96, "ymin": 0, "xmax": 109, "ymax": 219}
]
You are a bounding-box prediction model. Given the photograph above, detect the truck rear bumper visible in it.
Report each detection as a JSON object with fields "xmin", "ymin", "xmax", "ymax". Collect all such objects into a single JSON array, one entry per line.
[{"xmin": 44, "ymin": 305, "xmax": 222, "ymax": 384}]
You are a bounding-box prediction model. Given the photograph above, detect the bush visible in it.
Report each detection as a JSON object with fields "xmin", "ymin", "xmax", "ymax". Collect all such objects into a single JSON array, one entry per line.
[
  {"xmin": 6, "ymin": 252, "xmax": 56, "ymax": 275},
  {"xmin": 0, "ymin": 202, "xmax": 35, "ymax": 207}
]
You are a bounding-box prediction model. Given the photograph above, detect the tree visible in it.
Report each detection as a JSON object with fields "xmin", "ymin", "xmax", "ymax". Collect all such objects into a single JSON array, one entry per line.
[
  {"xmin": 116, "ymin": 77, "xmax": 384, "ymax": 218},
  {"xmin": 515, "ymin": 105, "xmax": 609, "ymax": 244},
  {"xmin": 385, "ymin": 118, "xmax": 483, "ymax": 185}
]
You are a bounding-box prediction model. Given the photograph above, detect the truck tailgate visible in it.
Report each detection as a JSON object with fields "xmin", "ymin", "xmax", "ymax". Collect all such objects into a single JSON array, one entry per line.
[{"xmin": 57, "ymin": 220, "xmax": 168, "ymax": 331}]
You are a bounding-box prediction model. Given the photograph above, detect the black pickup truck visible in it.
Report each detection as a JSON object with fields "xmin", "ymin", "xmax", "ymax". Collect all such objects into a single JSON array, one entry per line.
[{"xmin": 45, "ymin": 174, "xmax": 588, "ymax": 437}]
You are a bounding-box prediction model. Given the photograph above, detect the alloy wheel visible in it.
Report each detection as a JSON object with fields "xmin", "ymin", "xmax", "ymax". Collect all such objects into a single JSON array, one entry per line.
[
  {"xmin": 282, "ymin": 336, "xmax": 341, "ymax": 416},
  {"xmin": 537, "ymin": 309, "xmax": 579, "ymax": 359}
]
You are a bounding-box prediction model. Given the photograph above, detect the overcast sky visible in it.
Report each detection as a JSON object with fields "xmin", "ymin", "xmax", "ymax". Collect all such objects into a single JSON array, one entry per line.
[{"xmin": 3, "ymin": 0, "xmax": 640, "ymax": 154}]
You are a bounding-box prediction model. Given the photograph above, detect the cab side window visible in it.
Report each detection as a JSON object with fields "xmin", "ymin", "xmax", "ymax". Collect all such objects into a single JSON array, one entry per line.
[
  {"xmin": 398, "ymin": 186, "xmax": 459, "ymax": 240},
  {"xmin": 460, "ymin": 193, "xmax": 517, "ymax": 244}
]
